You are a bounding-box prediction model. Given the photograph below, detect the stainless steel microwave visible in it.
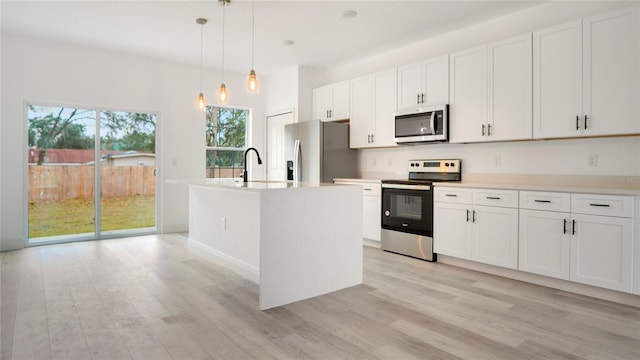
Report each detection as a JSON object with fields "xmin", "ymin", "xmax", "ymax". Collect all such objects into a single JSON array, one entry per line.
[{"xmin": 394, "ymin": 104, "xmax": 448, "ymax": 144}]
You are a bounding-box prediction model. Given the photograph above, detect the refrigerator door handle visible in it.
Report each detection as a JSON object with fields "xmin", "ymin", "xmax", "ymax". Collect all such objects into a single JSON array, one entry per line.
[{"xmin": 293, "ymin": 139, "xmax": 301, "ymax": 183}]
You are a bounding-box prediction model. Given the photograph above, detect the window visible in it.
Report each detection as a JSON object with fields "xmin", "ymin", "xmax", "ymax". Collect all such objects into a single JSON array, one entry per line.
[{"xmin": 205, "ymin": 106, "xmax": 249, "ymax": 178}]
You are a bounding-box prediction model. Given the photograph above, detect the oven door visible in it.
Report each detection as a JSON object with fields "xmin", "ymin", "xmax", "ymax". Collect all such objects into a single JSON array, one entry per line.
[{"xmin": 381, "ymin": 185, "xmax": 433, "ymax": 236}]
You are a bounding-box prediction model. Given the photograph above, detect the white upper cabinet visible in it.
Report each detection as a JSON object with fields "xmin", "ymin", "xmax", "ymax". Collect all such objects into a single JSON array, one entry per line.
[
  {"xmin": 397, "ymin": 55, "xmax": 449, "ymax": 110},
  {"xmin": 450, "ymin": 34, "xmax": 533, "ymax": 143},
  {"xmin": 449, "ymin": 45, "xmax": 488, "ymax": 143},
  {"xmin": 534, "ymin": 6, "xmax": 640, "ymax": 138},
  {"xmin": 349, "ymin": 68, "xmax": 397, "ymax": 148},
  {"xmin": 313, "ymin": 80, "xmax": 350, "ymax": 121},
  {"xmin": 487, "ymin": 33, "xmax": 533, "ymax": 142}
]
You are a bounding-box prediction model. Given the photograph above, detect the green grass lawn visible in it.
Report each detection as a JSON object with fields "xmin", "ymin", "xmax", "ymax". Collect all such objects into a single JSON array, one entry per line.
[{"xmin": 29, "ymin": 195, "xmax": 155, "ymax": 238}]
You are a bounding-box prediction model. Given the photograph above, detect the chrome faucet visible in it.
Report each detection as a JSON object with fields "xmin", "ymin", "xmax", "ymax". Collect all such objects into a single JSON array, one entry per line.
[{"xmin": 243, "ymin": 147, "xmax": 262, "ymax": 182}]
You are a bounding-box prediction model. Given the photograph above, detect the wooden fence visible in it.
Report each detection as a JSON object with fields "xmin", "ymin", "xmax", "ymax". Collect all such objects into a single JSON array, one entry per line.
[{"xmin": 28, "ymin": 165, "xmax": 155, "ymax": 202}]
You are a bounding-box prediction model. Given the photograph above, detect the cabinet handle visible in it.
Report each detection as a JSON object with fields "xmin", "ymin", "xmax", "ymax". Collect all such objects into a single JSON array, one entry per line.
[
  {"xmin": 486, "ymin": 196, "xmax": 501, "ymax": 200},
  {"xmin": 487, "ymin": 124, "xmax": 492, "ymax": 136},
  {"xmin": 330, "ymin": 110, "xmax": 333, "ymax": 118},
  {"xmin": 367, "ymin": 134, "xmax": 370, "ymax": 143},
  {"xmin": 576, "ymin": 115, "xmax": 580, "ymax": 130},
  {"xmin": 534, "ymin": 199, "xmax": 551, "ymax": 203},
  {"xmin": 421, "ymin": 93, "xmax": 425, "ymax": 104},
  {"xmin": 589, "ymin": 203, "xmax": 610, "ymax": 207},
  {"xmin": 572, "ymin": 219, "xmax": 576, "ymax": 235},
  {"xmin": 472, "ymin": 210, "xmax": 477, "ymax": 223},
  {"xmin": 482, "ymin": 124, "xmax": 486, "ymax": 136},
  {"xmin": 371, "ymin": 134, "xmax": 374, "ymax": 143},
  {"xmin": 445, "ymin": 194, "xmax": 458, "ymax": 197},
  {"xmin": 417, "ymin": 94, "xmax": 420, "ymax": 104},
  {"xmin": 466, "ymin": 209, "xmax": 470, "ymax": 222},
  {"xmin": 563, "ymin": 219, "xmax": 568, "ymax": 234},
  {"xmin": 584, "ymin": 115, "xmax": 588, "ymax": 129}
]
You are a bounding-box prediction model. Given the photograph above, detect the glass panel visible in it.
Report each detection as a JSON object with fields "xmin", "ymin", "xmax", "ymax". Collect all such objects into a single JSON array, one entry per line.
[
  {"xmin": 99, "ymin": 111, "xmax": 156, "ymax": 233},
  {"xmin": 206, "ymin": 106, "xmax": 247, "ymax": 148},
  {"xmin": 27, "ymin": 105, "xmax": 96, "ymax": 239},
  {"xmin": 206, "ymin": 149, "xmax": 244, "ymax": 178},
  {"xmin": 392, "ymin": 194, "xmax": 422, "ymax": 220}
]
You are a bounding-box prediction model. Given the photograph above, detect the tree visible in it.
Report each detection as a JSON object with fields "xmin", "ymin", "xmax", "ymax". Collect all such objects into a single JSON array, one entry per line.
[
  {"xmin": 206, "ymin": 106, "xmax": 247, "ymax": 168},
  {"xmin": 100, "ymin": 111, "xmax": 155, "ymax": 152},
  {"xmin": 28, "ymin": 106, "xmax": 95, "ymax": 164}
]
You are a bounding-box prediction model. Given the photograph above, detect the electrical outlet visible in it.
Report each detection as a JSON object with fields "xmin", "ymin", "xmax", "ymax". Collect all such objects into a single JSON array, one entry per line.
[
  {"xmin": 493, "ymin": 155, "xmax": 502, "ymax": 167},
  {"xmin": 221, "ymin": 217, "xmax": 226, "ymax": 230},
  {"xmin": 588, "ymin": 153, "xmax": 598, "ymax": 167}
]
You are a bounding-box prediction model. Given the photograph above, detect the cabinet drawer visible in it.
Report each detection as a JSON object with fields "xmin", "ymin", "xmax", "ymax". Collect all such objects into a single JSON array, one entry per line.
[
  {"xmin": 473, "ymin": 189, "xmax": 518, "ymax": 208},
  {"xmin": 334, "ymin": 181, "xmax": 381, "ymax": 197},
  {"xmin": 434, "ymin": 187, "xmax": 473, "ymax": 204},
  {"xmin": 520, "ymin": 191, "xmax": 570, "ymax": 212},
  {"xmin": 571, "ymin": 194, "xmax": 633, "ymax": 218}
]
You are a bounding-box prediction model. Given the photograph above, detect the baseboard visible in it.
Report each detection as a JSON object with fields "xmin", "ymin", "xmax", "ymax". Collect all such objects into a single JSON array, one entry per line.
[
  {"xmin": 438, "ymin": 255, "xmax": 640, "ymax": 308},
  {"xmin": 187, "ymin": 238, "xmax": 259, "ymax": 284},
  {"xmin": 161, "ymin": 223, "xmax": 189, "ymax": 233},
  {"xmin": 363, "ymin": 238, "xmax": 381, "ymax": 249}
]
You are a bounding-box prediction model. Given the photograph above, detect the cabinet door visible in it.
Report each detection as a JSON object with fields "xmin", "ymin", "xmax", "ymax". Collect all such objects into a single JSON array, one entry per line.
[
  {"xmin": 449, "ymin": 45, "xmax": 488, "ymax": 143},
  {"xmin": 533, "ymin": 21, "xmax": 582, "ymax": 138},
  {"xmin": 372, "ymin": 68, "xmax": 398, "ymax": 147},
  {"xmin": 330, "ymin": 81, "xmax": 350, "ymax": 121},
  {"xmin": 349, "ymin": 75, "xmax": 374, "ymax": 148},
  {"xmin": 583, "ymin": 6, "xmax": 640, "ymax": 136},
  {"xmin": 570, "ymin": 214, "xmax": 633, "ymax": 293},
  {"xmin": 424, "ymin": 55, "xmax": 449, "ymax": 106},
  {"xmin": 519, "ymin": 209, "xmax": 570, "ymax": 280},
  {"xmin": 488, "ymin": 33, "xmax": 533, "ymax": 141},
  {"xmin": 433, "ymin": 202, "xmax": 472, "ymax": 259},
  {"xmin": 397, "ymin": 62, "xmax": 423, "ymax": 110},
  {"xmin": 313, "ymin": 86, "xmax": 332, "ymax": 121},
  {"xmin": 363, "ymin": 195, "xmax": 381, "ymax": 241},
  {"xmin": 472, "ymin": 205, "xmax": 519, "ymax": 269}
]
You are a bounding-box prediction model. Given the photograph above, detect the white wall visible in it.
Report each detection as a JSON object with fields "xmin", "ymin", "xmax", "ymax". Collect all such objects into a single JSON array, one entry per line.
[
  {"xmin": 1, "ymin": 32, "xmax": 266, "ymax": 251},
  {"xmin": 319, "ymin": 1, "xmax": 640, "ymax": 180}
]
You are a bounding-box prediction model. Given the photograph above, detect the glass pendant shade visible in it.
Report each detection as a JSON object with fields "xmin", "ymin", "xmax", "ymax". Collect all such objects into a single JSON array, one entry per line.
[
  {"xmin": 197, "ymin": 92, "xmax": 206, "ymax": 111},
  {"xmin": 217, "ymin": 83, "xmax": 229, "ymax": 104},
  {"xmin": 246, "ymin": 69, "xmax": 259, "ymax": 93}
]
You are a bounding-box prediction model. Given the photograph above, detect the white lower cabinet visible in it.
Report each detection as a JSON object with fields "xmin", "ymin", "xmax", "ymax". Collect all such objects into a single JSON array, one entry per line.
[
  {"xmin": 570, "ymin": 212, "xmax": 633, "ymax": 293},
  {"xmin": 437, "ymin": 188, "xmax": 636, "ymax": 294},
  {"xmin": 434, "ymin": 187, "xmax": 518, "ymax": 269},
  {"xmin": 334, "ymin": 180, "xmax": 381, "ymax": 242},
  {"xmin": 519, "ymin": 209, "xmax": 571, "ymax": 280}
]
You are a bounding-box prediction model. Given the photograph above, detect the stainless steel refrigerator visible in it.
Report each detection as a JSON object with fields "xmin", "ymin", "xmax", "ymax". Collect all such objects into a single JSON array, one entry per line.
[{"xmin": 285, "ymin": 120, "xmax": 358, "ymax": 183}]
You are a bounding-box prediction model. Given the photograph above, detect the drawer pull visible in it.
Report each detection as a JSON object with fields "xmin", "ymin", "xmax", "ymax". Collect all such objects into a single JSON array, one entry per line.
[
  {"xmin": 589, "ymin": 203, "xmax": 610, "ymax": 207},
  {"xmin": 445, "ymin": 194, "xmax": 458, "ymax": 197},
  {"xmin": 534, "ymin": 200, "xmax": 551, "ymax": 203},
  {"xmin": 363, "ymin": 188, "xmax": 372, "ymax": 191},
  {"xmin": 486, "ymin": 196, "xmax": 501, "ymax": 200}
]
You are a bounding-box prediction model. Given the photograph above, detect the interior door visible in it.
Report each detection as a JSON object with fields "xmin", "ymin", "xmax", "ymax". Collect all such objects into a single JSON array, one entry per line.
[{"xmin": 266, "ymin": 111, "xmax": 294, "ymax": 181}]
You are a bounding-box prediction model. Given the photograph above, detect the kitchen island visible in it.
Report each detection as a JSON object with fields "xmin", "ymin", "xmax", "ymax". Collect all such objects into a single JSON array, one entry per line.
[{"xmin": 180, "ymin": 178, "xmax": 362, "ymax": 310}]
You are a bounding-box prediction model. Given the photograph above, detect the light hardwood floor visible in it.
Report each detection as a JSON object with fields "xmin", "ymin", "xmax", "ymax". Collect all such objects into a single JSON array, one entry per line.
[{"xmin": 1, "ymin": 234, "xmax": 639, "ymax": 360}]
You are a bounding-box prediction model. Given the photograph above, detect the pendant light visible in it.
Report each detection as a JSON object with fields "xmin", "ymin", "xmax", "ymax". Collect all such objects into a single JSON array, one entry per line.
[
  {"xmin": 196, "ymin": 18, "xmax": 208, "ymax": 111},
  {"xmin": 217, "ymin": 0, "xmax": 230, "ymax": 104},
  {"xmin": 246, "ymin": 0, "xmax": 259, "ymax": 93}
]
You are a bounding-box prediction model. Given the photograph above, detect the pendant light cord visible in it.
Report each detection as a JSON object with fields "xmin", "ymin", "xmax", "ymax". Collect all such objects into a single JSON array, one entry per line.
[
  {"xmin": 251, "ymin": 0, "xmax": 255, "ymax": 69},
  {"xmin": 221, "ymin": 3, "xmax": 225, "ymax": 83},
  {"xmin": 200, "ymin": 22, "xmax": 204, "ymax": 92}
]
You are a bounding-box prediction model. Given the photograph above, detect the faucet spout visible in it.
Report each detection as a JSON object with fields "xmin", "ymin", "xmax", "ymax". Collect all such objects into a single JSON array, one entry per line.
[{"xmin": 243, "ymin": 147, "xmax": 262, "ymax": 183}]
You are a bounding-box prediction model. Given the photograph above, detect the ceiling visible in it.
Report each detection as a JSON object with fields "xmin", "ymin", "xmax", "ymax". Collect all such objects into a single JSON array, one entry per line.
[{"xmin": 1, "ymin": 1, "xmax": 549, "ymax": 76}]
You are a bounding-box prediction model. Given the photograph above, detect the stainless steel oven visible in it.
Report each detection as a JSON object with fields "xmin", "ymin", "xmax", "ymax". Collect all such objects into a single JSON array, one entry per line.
[{"xmin": 381, "ymin": 159, "xmax": 461, "ymax": 261}]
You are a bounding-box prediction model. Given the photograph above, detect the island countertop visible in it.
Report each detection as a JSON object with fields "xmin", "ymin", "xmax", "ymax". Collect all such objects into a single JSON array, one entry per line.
[{"xmin": 167, "ymin": 178, "xmax": 344, "ymax": 191}]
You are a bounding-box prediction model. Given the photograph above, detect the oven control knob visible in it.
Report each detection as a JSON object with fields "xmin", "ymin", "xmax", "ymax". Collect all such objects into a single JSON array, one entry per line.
[
  {"xmin": 410, "ymin": 163, "xmax": 415, "ymax": 167},
  {"xmin": 384, "ymin": 210, "xmax": 390, "ymax": 217},
  {"xmin": 445, "ymin": 162, "xmax": 450, "ymax": 167}
]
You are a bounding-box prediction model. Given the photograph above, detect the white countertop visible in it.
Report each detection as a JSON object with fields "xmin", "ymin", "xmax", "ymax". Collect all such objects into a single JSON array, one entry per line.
[
  {"xmin": 333, "ymin": 178, "xmax": 382, "ymax": 184},
  {"xmin": 167, "ymin": 178, "xmax": 343, "ymax": 191}
]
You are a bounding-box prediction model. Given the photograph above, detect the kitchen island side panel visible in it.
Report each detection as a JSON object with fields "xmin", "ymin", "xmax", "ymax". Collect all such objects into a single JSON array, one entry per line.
[{"xmin": 259, "ymin": 185, "xmax": 363, "ymax": 310}]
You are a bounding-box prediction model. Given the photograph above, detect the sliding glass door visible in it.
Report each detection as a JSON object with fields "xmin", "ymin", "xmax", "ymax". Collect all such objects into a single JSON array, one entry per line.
[{"xmin": 27, "ymin": 105, "xmax": 157, "ymax": 245}]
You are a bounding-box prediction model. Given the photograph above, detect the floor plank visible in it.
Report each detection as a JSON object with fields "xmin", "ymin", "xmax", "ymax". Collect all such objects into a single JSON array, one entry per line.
[{"xmin": 1, "ymin": 233, "xmax": 639, "ymax": 359}]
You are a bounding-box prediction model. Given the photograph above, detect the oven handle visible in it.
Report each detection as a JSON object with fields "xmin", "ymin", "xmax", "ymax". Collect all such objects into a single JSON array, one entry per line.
[{"xmin": 382, "ymin": 184, "xmax": 431, "ymax": 191}]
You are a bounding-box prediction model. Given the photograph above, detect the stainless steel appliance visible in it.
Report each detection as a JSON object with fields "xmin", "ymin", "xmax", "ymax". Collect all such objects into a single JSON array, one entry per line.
[
  {"xmin": 381, "ymin": 159, "xmax": 461, "ymax": 261},
  {"xmin": 285, "ymin": 120, "xmax": 358, "ymax": 183},
  {"xmin": 394, "ymin": 104, "xmax": 449, "ymax": 144}
]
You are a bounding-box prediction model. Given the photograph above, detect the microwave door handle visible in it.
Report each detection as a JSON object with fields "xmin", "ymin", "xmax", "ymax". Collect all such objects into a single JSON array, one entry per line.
[{"xmin": 430, "ymin": 111, "xmax": 436, "ymax": 134}]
